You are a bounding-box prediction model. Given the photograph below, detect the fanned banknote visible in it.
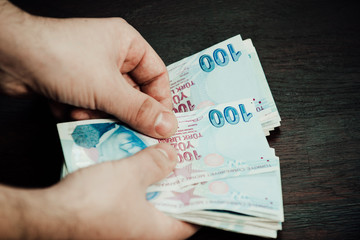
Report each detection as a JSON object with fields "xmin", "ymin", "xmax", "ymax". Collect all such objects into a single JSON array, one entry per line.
[
  {"xmin": 152, "ymin": 169, "xmax": 284, "ymax": 238},
  {"xmin": 149, "ymin": 169, "xmax": 283, "ymax": 221},
  {"xmin": 172, "ymin": 212, "xmax": 280, "ymax": 238},
  {"xmin": 57, "ymin": 35, "xmax": 284, "ymax": 238},
  {"xmin": 167, "ymin": 35, "xmax": 280, "ymax": 135},
  {"xmin": 58, "ymin": 99, "xmax": 278, "ymax": 191}
]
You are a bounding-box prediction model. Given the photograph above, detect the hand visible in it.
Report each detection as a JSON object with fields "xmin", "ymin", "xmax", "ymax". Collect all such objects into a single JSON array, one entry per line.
[
  {"xmin": 53, "ymin": 143, "xmax": 198, "ymax": 239},
  {"xmin": 0, "ymin": 144, "xmax": 198, "ymax": 239},
  {"xmin": 0, "ymin": 1, "xmax": 177, "ymax": 138}
]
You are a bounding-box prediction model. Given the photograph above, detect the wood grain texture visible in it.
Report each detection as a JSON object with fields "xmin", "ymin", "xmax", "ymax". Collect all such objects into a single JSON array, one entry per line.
[{"xmin": 2, "ymin": 0, "xmax": 360, "ymax": 239}]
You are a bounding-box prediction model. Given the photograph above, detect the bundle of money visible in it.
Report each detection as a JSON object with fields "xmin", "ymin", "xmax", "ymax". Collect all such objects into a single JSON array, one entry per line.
[
  {"xmin": 57, "ymin": 35, "xmax": 283, "ymax": 238},
  {"xmin": 168, "ymin": 35, "xmax": 281, "ymax": 136}
]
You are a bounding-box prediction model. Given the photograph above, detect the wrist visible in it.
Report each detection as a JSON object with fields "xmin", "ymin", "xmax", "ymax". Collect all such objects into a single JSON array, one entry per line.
[
  {"xmin": 0, "ymin": 1, "xmax": 31, "ymax": 65},
  {"xmin": 0, "ymin": 0, "xmax": 45, "ymax": 95}
]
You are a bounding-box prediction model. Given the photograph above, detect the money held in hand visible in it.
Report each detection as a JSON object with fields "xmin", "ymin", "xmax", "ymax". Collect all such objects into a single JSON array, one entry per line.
[
  {"xmin": 57, "ymin": 35, "xmax": 284, "ymax": 238},
  {"xmin": 58, "ymin": 99, "xmax": 277, "ymax": 191}
]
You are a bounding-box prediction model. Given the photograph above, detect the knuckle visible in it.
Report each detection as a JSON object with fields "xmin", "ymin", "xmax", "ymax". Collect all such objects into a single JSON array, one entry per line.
[
  {"xmin": 108, "ymin": 17, "xmax": 127, "ymax": 27},
  {"xmin": 147, "ymin": 148, "xmax": 172, "ymax": 173},
  {"xmin": 115, "ymin": 17, "xmax": 127, "ymax": 25},
  {"xmin": 132, "ymin": 98, "xmax": 155, "ymax": 126}
]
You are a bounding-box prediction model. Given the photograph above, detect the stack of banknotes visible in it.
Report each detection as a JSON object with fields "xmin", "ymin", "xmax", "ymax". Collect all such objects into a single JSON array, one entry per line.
[{"xmin": 57, "ymin": 35, "xmax": 283, "ymax": 238}]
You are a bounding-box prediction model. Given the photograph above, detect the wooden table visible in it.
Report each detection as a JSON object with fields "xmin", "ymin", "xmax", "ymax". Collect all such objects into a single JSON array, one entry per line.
[{"xmin": 1, "ymin": 0, "xmax": 359, "ymax": 239}]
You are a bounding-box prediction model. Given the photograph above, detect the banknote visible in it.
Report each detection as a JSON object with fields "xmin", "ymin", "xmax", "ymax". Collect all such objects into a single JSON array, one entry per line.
[
  {"xmin": 242, "ymin": 39, "xmax": 281, "ymax": 128},
  {"xmin": 174, "ymin": 210, "xmax": 282, "ymax": 231},
  {"xmin": 176, "ymin": 210, "xmax": 282, "ymax": 231},
  {"xmin": 148, "ymin": 169, "xmax": 283, "ymax": 221},
  {"xmin": 57, "ymin": 35, "xmax": 284, "ymax": 237},
  {"xmin": 163, "ymin": 168, "xmax": 284, "ymax": 238},
  {"xmin": 57, "ymin": 99, "xmax": 278, "ymax": 191},
  {"xmin": 171, "ymin": 213, "xmax": 278, "ymax": 238},
  {"xmin": 167, "ymin": 35, "xmax": 281, "ymax": 135}
]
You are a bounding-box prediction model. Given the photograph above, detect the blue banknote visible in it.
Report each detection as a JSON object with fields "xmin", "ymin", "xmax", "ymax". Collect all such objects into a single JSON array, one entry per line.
[
  {"xmin": 172, "ymin": 211, "xmax": 279, "ymax": 238},
  {"xmin": 175, "ymin": 209, "xmax": 282, "ymax": 232},
  {"xmin": 148, "ymin": 169, "xmax": 283, "ymax": 222},
  {"xmin": 57, "ymin": 35, "xmax": 284, "ymax": 237},
  {"xmin": 57, "ymin": 99, "xmax": 278, "ymax": 191},
  {"xmin": 167, "ymin": 35, "xmax": 281, "ymax": 135}
]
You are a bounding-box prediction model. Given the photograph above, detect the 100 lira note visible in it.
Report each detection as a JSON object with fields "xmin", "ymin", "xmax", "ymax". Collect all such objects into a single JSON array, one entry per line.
[
  {"xmin": 57, "ymin": 99, "xmax": 278, "ymax": 191},
  {"xmin": 167, "ymin": 35, "xmax": 281, "ymax": 135}
]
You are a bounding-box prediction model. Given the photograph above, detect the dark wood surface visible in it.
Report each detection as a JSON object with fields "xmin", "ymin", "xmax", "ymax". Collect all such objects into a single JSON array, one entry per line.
[{"xmin": 1, "ymin": 0, "xmax": 360, "ymax": 239}]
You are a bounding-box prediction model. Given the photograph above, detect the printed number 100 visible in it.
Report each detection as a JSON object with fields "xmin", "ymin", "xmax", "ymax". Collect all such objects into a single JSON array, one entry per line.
[{"xmin": 209, "ymin": 104, "xmax": 253, "ymax": 128}]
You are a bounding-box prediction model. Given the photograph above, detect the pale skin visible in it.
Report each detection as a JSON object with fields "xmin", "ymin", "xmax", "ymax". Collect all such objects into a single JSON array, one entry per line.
[{"xmin": 0, "ymin": 1, "xmax": 198, "ymax": 239}]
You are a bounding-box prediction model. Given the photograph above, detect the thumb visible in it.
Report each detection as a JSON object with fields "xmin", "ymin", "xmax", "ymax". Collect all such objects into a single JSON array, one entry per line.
[
  {"xmin": 102, "ymin": 74, "xmax": 178, "ymax": 139},
  {"xmin": 116, "ymin": 143, "xmax": 199, "ymax": 239},
  {"xmin": 123, "ymin": 143, "xmax": 178, "ymax": 188}
]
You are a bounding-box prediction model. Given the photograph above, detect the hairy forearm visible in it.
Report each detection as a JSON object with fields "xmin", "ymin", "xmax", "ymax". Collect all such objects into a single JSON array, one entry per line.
[{"xmin": 0, "ymin": 184, "xmax": 71, "ymax": 239}]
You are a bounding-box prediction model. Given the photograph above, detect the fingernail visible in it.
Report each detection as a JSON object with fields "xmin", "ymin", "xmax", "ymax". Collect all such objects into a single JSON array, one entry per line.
[
  {"xmin": 157, "ymin": 148, "xmax": 169, "ymax": 159},
  {"xmin": 155, "ymin": 111, "xmax": 177, "ymax": 137},
  {"xmin": 155, "ymin": 144, "xmax": 177, "ymax": 165}
]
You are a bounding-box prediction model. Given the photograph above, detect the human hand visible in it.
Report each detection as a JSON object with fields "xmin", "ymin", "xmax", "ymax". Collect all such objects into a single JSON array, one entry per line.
[
  {"xmin": 0, "ymin": 1, "xmax": 177, "ymax": 138},
  {"xmin": 52, "ymin": 144, "xmax": 197, "ymax": 239},
  {"xmin": 0, "ymin": 143, "xmax": 198, "ymax": 239}
]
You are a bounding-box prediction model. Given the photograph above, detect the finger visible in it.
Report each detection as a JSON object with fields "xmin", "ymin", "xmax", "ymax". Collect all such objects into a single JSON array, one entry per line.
[
  {"xmin": 49, "ymin": 101, "xmax": 112, "ymax": 121},
  {"xmin": 0, "ymin": 69, "xmax": 32, "ymax": 96},
  {"xmin": 118, "ymin": 143, "xmax": 198, "ymax": 239},
  {"xmin": 165, "ymin": 220, "xmax": 200, "ymax": 240},
  {"xmin": 124, "ymin": 70, "xmax": 172, "ymax": 111},
  {"xmin": 139, "ymin": 71, "xmax": 173, "ymax": 110},
  {"xmin": 102, "ymin": 73, "xmax": 177, "ymax": 138},
  {"xmin": 121, "ymin": 36, "xmax": 173, "ymax": 110},
  {"xmin": 145, "ymin": 207, "xmax": 200, "ymax": 240},
  {"xmin": 122, "ymin": 73, "xmax": 140, "ymax": 90},
  {"xmin": 121, "ymin": 143, "xmax": 177, "ymax": 188}
]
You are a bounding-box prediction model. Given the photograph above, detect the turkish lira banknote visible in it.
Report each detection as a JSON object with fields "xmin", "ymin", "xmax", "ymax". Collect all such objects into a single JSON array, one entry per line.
[
  {"xmin": 167, "ymin": 35, "xmax": 280, "ymax": 135},
  {"xmin": 57, "ymin": 99, "xmax": 278, "ymax": 191},
  {"xmin": 57, "ymin": 35, "xmax": 283, "ymax": 238}
]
